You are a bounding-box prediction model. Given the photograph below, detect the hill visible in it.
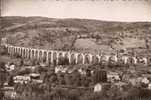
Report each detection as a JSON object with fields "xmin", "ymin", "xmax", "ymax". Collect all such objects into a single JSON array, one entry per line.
[{"xmin": 1, "ymin": 16, "xmax": 151, "ymax": 54}]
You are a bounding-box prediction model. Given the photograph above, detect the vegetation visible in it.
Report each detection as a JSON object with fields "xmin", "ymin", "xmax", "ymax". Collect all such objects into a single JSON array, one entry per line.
[
  {"xmin": 1, "ymin": 16, "xmax": 151, "ymax": 100},
  {"xmin": 1, "ymin": 16, "xmax": 151, "ymax": 54}
]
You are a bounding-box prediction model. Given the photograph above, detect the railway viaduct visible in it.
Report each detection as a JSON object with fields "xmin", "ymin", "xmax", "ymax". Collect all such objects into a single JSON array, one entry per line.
[
  {"xmin": 4, "ymin": 44, "xmax": 149, "ymax": 65},
  {"xmin": 5, "ymin": 44, "xmax": 100, "ymax": 65}
]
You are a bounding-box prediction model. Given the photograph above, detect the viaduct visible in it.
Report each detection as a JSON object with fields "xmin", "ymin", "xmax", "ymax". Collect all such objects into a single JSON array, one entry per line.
[{"xmin": 3, "ymin": 44, "xmax": 149, "ymax": 66}]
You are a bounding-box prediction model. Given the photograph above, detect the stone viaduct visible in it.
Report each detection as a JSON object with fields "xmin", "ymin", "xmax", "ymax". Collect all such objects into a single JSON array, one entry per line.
[
  {"xmin": 4, "ymin": 44, "xmax": 149, "ymax": 65},
  {"xmin": 5, "ymin": 44, "xmax": 100, "ymax": 65}
]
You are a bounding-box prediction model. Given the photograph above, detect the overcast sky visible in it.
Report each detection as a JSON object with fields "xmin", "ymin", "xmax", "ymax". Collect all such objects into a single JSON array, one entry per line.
[{"xmin": 1, "ymin": 0, "xmax": 151, "ymax": 22}]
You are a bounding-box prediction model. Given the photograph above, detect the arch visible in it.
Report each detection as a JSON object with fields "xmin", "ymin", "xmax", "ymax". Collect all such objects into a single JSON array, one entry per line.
[
  {"xmin": 20, "ymin": 48, "xmax": 24, "ymax": 57},
  {"xmin": 92, "ymin": 55, "xmax": 99, "ymax": 64},
  {"xmin": 101, "ymin": 55, "xmax": 110, "ymax": 65},
  {"xmin": 45, "ymin": 51, "xmax": 50, "ymax": 64},
  {"xmin": 38, "ymin": 50, "xmax": 45, "ymax": 62},
  {"xmin": 30, "ymin": 49, "xmax": 35, "ymax": 59},
  {"xmin": 18, "ymin": 48, "xmax": 21, "ymax": 56},
  {"xmin": 6, "ymin": 46, "xmax": 9, "ymax": 54},
  {"xmin": 70, "ymin": 53, "xmax": 76, "ymax": 65},
  {"xmin": 96, "ymin": 55, "xmax": 101, "ymax": 63},
  {"xmin": 11, "ymin": 46, "xmax": 15, "ymax": 55},
  {"xmin": 109, "ymin": 55, "xmax": 118, "ymax": 64},
  {"xmin": 32, "ymin": 49, "xmax": 36, "ymax": 59},
  {"xmin": 41, "ymin": 50, "xmax": 45, "ymax": 60},
  {"xmin": 77, "ymin": 53, "xmax": 84, "ymax": 64},
  {"xmin": 46, "ymin": 51, "xmax": 51, "ymax": 64},
  {"xmin": 24, "ymin": 48, "xmax": 28, "ymax": 58},
  {"xmin": 85, "ymin": 53, "xmax": 92, "ymax": 64},
  {"xmin": 36, "ymin": 50, "xmax": 40, "ymax": 60},
  {"xmin": 14, "ymin": 47, "xmax": 17, "ymax": 54},
  {"xmin": 53, "ymin": 51, "xmax": 57, "ymax": 65},
  {"xmin": 50, "ymin": 51, "xmax": 54, "ymax": 64},
  {"xmin": 85, "ymin": 54, "xmax": 89, "ymax": 64},
  {"xmin": 10, "ymin": 46, "xmax": 14, "ymax": 56},
  {"xmin": 58, "ymin": 52, "xmax": 66, "ymax": 65},
  {"xmin": 22, "ymin": 48, "xmax": 26, "ymax": 58},
  {"xmin": 10, "ymin": 46, "xmax": 13, "ymax": 55},
  {"xmin": 42, "ymin": 50, "xmax": 47, "ymax": 63},
  {"xmin": 137, "ymin": 56, "xmax": 147, "ymax": 65},
  {"xmin": 74, "ymin": 53, "xmax": 79, "ymax": 64},
  {"xmin": 15, "ymin": 47, "xmax": 18, "ymax": 54},
  {"xmin": 13, "ymin": 47, "xmax": 16, "ymax": 54},
  {"xmin": 127, "ymin": 56, "xmax": 137, "ymax": 65},
  {"xmin": 64, "ymin": 52, "xmax": 69, "ymax": 65},
  {"xmin": 28, "ymin": 49, "xmax": 31, "ymax": 59},
  {"xmin": 26, "ymin": 48, "xmax": 30, "ymax": 59},
  {"xmin": 121, "ymin": 56, "xmax": 129, "ymax": 64},
  {"xmin": 16, "ymin": 47, "xmax": 19, "ymax": 54},
  {"xmin": 38, "ymin": 50, "xmax": 43, "ymax": 62},
  {"xmin": 8, "ymin": 46, "xmax": 11, "ymax": 55}
]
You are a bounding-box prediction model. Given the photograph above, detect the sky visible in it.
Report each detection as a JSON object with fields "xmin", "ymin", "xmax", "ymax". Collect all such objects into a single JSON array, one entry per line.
[{"xmin": 1, "ymin": 0, "xmax": 151, "ymax": 22}]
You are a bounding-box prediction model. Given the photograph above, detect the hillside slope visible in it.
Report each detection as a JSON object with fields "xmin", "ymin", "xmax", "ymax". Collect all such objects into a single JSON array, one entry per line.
[{"xmin": 1, "ymin": 16, "xmax": 151, "ymax": 54}]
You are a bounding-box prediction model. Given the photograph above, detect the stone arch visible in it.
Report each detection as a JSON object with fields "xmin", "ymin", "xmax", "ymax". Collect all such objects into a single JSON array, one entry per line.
[
  {"xmin": 15, "ymin": 47, "xmax": 18, "ymax": 54},
  {"xmin": 14, "ymin": 47, "xmax": 16, "ymax": 54},
  {"xmin": 26, "ymin": 48, "xmax": 30, "ymax": 59},
  {"xmin": 32, "ymin": 49, "xmax": 36, "ymax": 59},
  {"xmin": 14, "ymin": 47, "xmax": 17, "ymax": 54},
  {"xmin": 92, "ymin": 55, "xmax": 99, "ymax": 64},
  {"xmin": 7, "ymin": 46, "xmax": 10, "ymax": 54},
  {"xmin": 53, "ymin": 51, "xmax": 57, "ymax": 65},
  {"xmin": 57, "ymin": 52, "xmax": 65, "ymax": 65},
  {"xmin": 38, "ymin": 50, "xmax": 45, "ymax": 62},
  {"xmin": 137, "ymin": 56, "xmax": 147, "ymax": 65},
  {"xmin": 121, "ymin": 56, "xmax": 129, "ymax": 64},
  {"xmin": 64, "ymin": 52, "xmax": 69, "ymax": 65},
  {"xmin": 10, "ymin": 46, "xmax": 14, "ymax": 55},
  {"xmin": 47, "ymin": 51, "xmax": 51, "ymax": 64},
  {"xmin": 8, "ymin": 46, "xmax": 10, "ymax": 54},
  {"xmin": 16, "ymin": 47, "xmax": 19, "ymax": 55},
  {"xmin": 38, "ymin": 50, "xmax": 43, "ymax": 62},
  {"xmin": 20, "ymin": 48, "xmax": 23, "ymax": 57},
  {"xmin": 23, "ymin": 48, "xmax": 26, "ymax": 58},
  {"xmin": 101, "ymin": 55, "xmax": 110, "ymax": 65},
  {"xmin": 45, "ymin": 51, "xmax": 49, "ymax": 64},
  {"xmin": 70, "ymin": 53, "xmax": 76, "ymax": 65},
  {"xmin": 12, "ymin": 46, "xmax": 15, "ymax": 55},
  {"xmin": 5, "ymin": 45, "xmax": 8, "ymax": 54},
  {"xmin": 85, "ymin": 54, "xmax": 91, "ymax": 64},
  {"xmin": 108, "ymin": 55, "xmax": 117, "ymax": 64},
  {"xmin": 77, "ymin": 53, "xmax": 84, "ymax": 64},
  {"xmin": 27, "ymin": 49, "xmax": 31, "ymax": 59},
  {"xmin": 30, "ymin": 49, "xmax": 35, "ymax": 60},
  {"xmin": 10, "ymin": 46, "xmax": 13, "ymax": 55},
  {"xmin": 42, "ymin": 50, "xmax": 47, "ymax": 63},
  {"xmin": 24, "ymin": 48, "xmax": 28, "ymax": 58},
  {"xmin": 21, "ymin": 48, "xmax": 25, "ymax": 58},
  {"xmin": 11, "ymin": 46, "xmax": 14, "ymax": 55},
  {"xmin": 18, "ymin": 48, "xmax": 22, "ymax": 56},
  {"xmin": 16, "ymin": 47, "xmax": 19, "ymax": 54},
  {"xmin": 127, "ymin": 56, "xmax": 137, "ymax": 65},
  {"xmin": 96, "ymin": 55, "xmax": 101, "ymax": 64}
]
